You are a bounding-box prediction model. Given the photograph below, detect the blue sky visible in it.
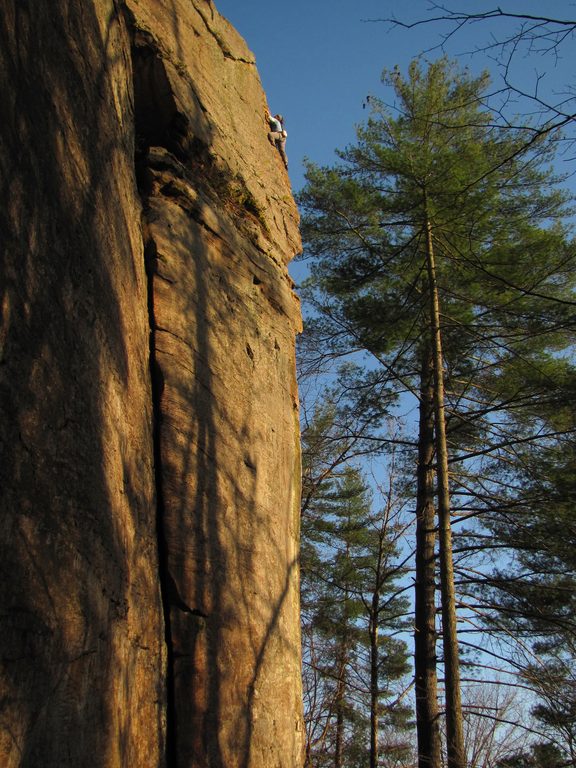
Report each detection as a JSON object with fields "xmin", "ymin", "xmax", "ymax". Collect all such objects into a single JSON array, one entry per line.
[{"xmin": 216, "ymin": 0, "xmax": 576, "ymax": 199}]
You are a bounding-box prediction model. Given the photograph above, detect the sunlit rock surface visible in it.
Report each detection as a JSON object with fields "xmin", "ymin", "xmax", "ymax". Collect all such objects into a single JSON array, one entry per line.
[{"xmin": 0, "ymin": 1, "xmax": 303, "ymax": 765}]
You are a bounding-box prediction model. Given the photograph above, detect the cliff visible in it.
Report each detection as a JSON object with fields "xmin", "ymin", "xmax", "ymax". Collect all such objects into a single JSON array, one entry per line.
[{"xmin": 0, "ymin": 1, "xmax": 303, "ymax": 766}]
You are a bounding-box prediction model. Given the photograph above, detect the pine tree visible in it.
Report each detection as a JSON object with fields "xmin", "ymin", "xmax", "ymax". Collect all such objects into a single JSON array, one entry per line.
[
  {"xmin": 298, "ymin": 57, "xmax": 574, "ymax": 768},
  {"xmin": 496, "ymin": 741, "xmax": 566, "ymax": 768}
]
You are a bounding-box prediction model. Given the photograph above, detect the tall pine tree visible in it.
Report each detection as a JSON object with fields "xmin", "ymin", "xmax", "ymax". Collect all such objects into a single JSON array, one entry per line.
[{"xmin": 299, "ymin": 57, "xmax": 575, "ymax": 768}]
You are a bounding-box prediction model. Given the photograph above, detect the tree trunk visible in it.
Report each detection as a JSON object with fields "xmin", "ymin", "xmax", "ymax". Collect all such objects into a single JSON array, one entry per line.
[
  {"xmin": 335, "ymin": 579, "xmax": 349, "ymax": 768},
  {"xmin": 334, "ymin": 664, "xmax": 345, "ymax": 768},
  {"xmin": 414, "ymin": 345, "xmax": 443, "ymax": 768},
  {"xmin": 369, "ymin": 602, "xmax": 379, "ymax": 768},
  {"xmin": 424, "ymin": 212, "xmax": 466, "ymax": 768}
]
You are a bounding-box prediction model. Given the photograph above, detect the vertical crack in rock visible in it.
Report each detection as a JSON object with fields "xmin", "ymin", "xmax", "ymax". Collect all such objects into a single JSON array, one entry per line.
[
  {"xmin": 132, "ymin": 36, "xmax": 180, "ymax": 767},
  {"xmin": 145, "ymin": 239, "xmax": 178, "ymax": 768}
]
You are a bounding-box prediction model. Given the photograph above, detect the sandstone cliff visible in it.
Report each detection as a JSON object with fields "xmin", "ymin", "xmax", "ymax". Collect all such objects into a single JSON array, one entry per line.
[{"xmin": 0, "ymin": 2, "xmax": 303, "ymax": 766}]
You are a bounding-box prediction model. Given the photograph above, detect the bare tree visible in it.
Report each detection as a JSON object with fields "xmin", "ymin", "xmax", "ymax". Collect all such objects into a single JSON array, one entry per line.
[
  {"xmin": 461, "ymin": 684, "xmax": 529, "ymax": 768},
  {"xmin": 370, "ymin": 4, "xmax": 576, "ymax": 158}
]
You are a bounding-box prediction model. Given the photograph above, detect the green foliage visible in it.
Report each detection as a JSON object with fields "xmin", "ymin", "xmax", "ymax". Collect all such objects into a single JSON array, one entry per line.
[
  {"xmin": 299, "ymin": 57, "xmax": 573, "ymax": 385},
  {"xmin": 496, "ymin": 741, "xmax": 566, "ymax": 768},
  {"xmin": 298, "ymin": 54, "xmax": 576, "ymax": 764}
]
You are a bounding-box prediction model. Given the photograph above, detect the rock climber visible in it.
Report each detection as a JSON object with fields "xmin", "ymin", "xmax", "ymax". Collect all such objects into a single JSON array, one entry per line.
[{"xmin": 266, "ymin": 109, "xmax": 288, "ymax": 170}]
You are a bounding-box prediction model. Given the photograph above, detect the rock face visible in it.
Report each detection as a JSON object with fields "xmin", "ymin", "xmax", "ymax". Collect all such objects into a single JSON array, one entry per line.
[{"xmin": 0, "ymin": 2, "xmax": 303, "ymax": 767}]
